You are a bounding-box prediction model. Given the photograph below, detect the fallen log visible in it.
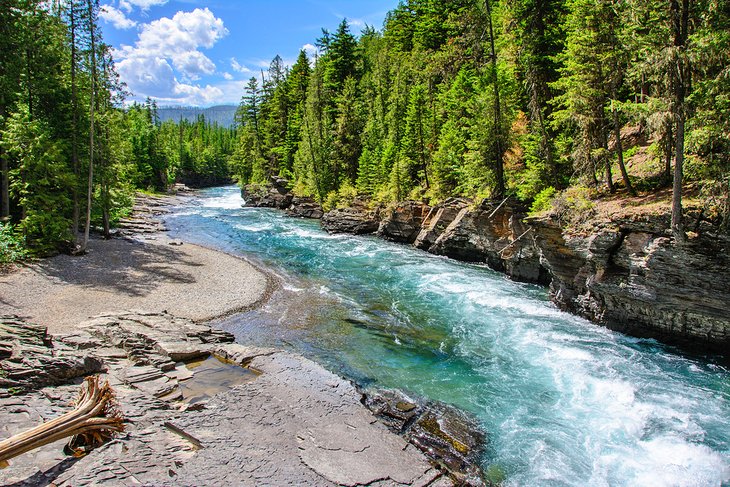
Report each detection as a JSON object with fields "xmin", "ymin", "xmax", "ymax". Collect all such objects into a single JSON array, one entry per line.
[{"xmin": 0, "ymin": 376, "xmax": 124, "ymax": 463}]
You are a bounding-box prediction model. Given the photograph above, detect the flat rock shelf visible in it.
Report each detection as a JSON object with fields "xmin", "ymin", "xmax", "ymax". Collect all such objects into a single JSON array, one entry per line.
[{"xmin": 0, "ymin": 313, "xmax": 459, "ymax": 486}]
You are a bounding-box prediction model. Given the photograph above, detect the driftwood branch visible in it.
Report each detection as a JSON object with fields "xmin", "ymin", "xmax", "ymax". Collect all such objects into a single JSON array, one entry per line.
[
  {"xmin": 487, "ymin": 196, "xmax": 510, "ymax": 219},
  {"xmin": 498, "ymin": 228, "xmax": 533, "ymax": 256},
  {"xmin": 0, "ymin": 376, "xmax": 124, "ymax": 463}
]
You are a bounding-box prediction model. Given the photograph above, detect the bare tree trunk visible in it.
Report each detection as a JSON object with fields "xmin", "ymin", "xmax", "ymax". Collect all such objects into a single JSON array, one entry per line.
[
  {"xmin": 485, "ymin": 0, "xmax": 505, "ymax": 198},
  {"xmin": 672, "ymin": 114, "xmax": 685, "ymax": 241},
  {"xmin": 70, "ymin": 1, "xmax": 80, "ymax": 240},
  {"xmin": 0, "ymin": 377, "xmax": 123, "ymax": 463},
  {"xmin": 602, "ymin": 131, "xmax": 614, "ymax": 193},
  {"xmin": 81, "ymin": 0, "xmax": 96, "ymax": 253},
  {"xmin": 0, "ymin": 102, "xmax": 8, "ymax": 219},
  {"xmin": 670, "ymin": 0, "xmax": 690, "ymax": 242},
  {"xmin": 664, "ymin": 120, "xmax": 673, "ymax": 185},
  {"xmin": 101, "ymin": 181, "xmax": 110, "ymax": 238},
  {"xmin": 0, "ymin": 147, "xmax": 8, "ymax": 221},
  {"xmin": 612, "ymin": 105, "xmax": 635, "ymax": 195}
]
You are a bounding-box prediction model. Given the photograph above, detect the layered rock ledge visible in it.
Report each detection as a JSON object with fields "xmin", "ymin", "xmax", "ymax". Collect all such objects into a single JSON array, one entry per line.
[
  {"xmin": 241, "ymin": 179, "xmax": 729, "ymax": 353},
  {"xmin": 1, "ymin": 313, "xmax": 485, "ymax": 486}
]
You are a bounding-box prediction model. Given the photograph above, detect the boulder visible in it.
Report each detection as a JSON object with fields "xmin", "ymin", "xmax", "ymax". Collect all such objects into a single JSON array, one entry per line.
[
  {"xmin": 362, "ymin": 387, "xmax": 487, "ymax": 486},
  {"xmin": 430, "ymin": 200, "xmax": 549, "ymax": 284},
  {"xmin": 0, "ymin": 317, "xmax": 104, "ymax": 396},
  {"xmin": 377, "ymin": 201, "xmax": 431, "ymax": 243},
  {"xmin": 286, "ymin": 196, "xmax": 324, "ymax": 219},
  {"xmin": 321, "ymin": 198, "xmax": 379, "ymax": 235},
  {"xmin": 242, "ymin": 176, "xmax": 293, "ymax": 209}
]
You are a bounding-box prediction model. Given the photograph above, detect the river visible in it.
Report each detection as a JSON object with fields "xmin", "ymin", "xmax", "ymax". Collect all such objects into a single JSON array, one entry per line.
[{"xmin": 165, "ymin": 185, "xmax": 729, "ymax": 486}]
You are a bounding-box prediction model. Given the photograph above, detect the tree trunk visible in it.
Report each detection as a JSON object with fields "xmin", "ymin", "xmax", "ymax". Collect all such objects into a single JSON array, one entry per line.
[
  {"xmin": 70, "ymin": 1, "xmax": 80, "ymax": 240},
  {"xmin": 672, "ymin": 114, "xmax": 685, "ymax": 241},
  {"xmin": 602, "ymin": 131, "xmax": 614, "ymax": 193},
  {"xmin": 605, "ymin": 156, "xmax": 614, "ymax": 193},
  {"xmin": 0, "ymin": 146, "xmax": 8, "ymax": 221},
  {"xmin": 81, "ymin": 0, "xmax": 96, "ymax": 253},
  {"xmin": 670, "ymin": 0, "xmax": 690, "ymax": 242},
  {"xmin": 0, "ymin": 377, "xmax": 123, "ymax": 463},
  {"xmin": 612, "ymin": 105, "xmax": 635, "ymax": 195},
  {"xmin": 0, "ymin": 102, "xmax": 8, "ymax": 219},
  {"xmin": 485, "ymin": 0, "xmax": 505, "ymax": 199},
  {"xmin": 664, "ymin": 120, "xmax": 673, "ymax": 185}
]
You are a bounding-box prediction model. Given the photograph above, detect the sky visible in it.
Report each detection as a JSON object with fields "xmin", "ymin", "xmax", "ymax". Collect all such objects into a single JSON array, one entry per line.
[{"xmin": 98, "ymin": 0, "xmax": 399, "ymax": 107}]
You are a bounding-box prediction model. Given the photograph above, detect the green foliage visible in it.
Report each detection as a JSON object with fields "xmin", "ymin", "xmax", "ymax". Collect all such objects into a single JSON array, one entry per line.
[
  {"xmin": 550, "ymin": 186, "xmax": 596, "ymax": 229},
  {"xmin": 529, "ymin": 186, "xmax": 557, "ymax": 215},
  {"xmin": 322, "ymin": 182, "xmax": 358, "ymax": 211},
  {"xmin": 0, "ymin": 223, "xmax": 27, "ymax": 264},
  {"xmin": 2, "ymin": 105, "xmax": 73, "ymax": 253}
]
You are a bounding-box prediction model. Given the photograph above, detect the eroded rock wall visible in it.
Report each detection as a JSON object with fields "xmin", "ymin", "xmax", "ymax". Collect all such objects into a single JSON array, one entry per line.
[
  {"xmin": 242, "ymin": 182, "xmax": 729, "ymax": 352},
  {"xmin": 531, "ymin": 218, "xmax": 730, "ymax": 352}
]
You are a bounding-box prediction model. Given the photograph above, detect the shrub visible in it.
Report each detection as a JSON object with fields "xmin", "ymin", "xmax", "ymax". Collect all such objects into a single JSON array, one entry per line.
[
  {"xmin": 0, "ymin": 223, "xmax": 28, "ymax": 264},
  {"xmin": 529, "ymin": 186, "xmax": 557, "ymax": 215},
  {"xmin": 550, "ymin": 186, "xmax": 596, "ymax": 229}
]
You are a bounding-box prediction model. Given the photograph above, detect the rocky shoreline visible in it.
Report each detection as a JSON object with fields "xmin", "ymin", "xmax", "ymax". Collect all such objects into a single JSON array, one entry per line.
[
  {"xmin": 243, "ymin": 180, "xmax": 730, "ymax": 355},
  {"xmin": 1, "ymin": 192, "xmax": 489, "ymax": 486},
  {"xmin": 0, "ymin": 313, "xmax": 485, "ymax": 486}
]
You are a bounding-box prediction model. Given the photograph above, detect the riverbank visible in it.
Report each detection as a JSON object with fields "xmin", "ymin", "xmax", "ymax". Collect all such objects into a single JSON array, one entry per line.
[
  {"xmin": 0, "ymin": 236, "xmax": 272, "ymax": 334},
  {"xmin": 1, "ymin": 313, "xmax": 452, "ymax": 486},
  {"xmin": 244, "ymin": 179, "xmax": 730, "ymax": 355},
  {"xmin": 0, "ymin": 193, "xmax": 483, "ymax": 486}
]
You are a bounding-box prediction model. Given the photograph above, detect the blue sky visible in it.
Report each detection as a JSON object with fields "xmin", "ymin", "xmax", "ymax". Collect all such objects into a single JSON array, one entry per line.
[{"xmin": 99, "ymin": 0, "xmax": 399, "ymax": 107}]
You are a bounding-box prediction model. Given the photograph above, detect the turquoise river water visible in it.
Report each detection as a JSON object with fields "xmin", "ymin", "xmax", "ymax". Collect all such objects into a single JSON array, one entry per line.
[{"xmin": 166, "ymin": 185, "xmax": 729, "ymax": 486}]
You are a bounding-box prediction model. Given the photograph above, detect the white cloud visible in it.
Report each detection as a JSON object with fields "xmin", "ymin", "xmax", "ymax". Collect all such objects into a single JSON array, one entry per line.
[
  {"xmin": 122, "ymin": 8, "xmax": 227, "ymax": 60},
  {"xmin": 302, "ymin": 43, "xmax": 317, "ymax": 58},
  {"xmin": 119, "ymin": 0, "xmax": 133, "ymax": 13},
  {"xmin": 230, "ymin": 57, "xmax": 253, "ymax": 74},
  {"xmin": 173, "ymin": 51, "xmax": 216, "ymax": 80},
  {"xmin": 100, "ymin": 5, "xmax": 137, "ymax": 29},
  {"xmin": 222, "ymin": 72, "xmax": 233, "ymax": 80},
  {"xmin": 114, "ymin": 8, "xmax": 229, "ymax": 105},
  {"xmin": 116, "ymin": 56, "xmax": 176, "ymax": 96}
]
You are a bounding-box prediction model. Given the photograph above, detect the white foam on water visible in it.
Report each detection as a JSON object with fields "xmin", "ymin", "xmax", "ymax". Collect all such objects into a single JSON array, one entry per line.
[
  {"xmin": 233, "ymin": 222, "xmax": 273, "ymax": 233},
  {"xmin": 283, "ymin": 226, "xmax": 346, "ymax": 240},
  {"xmin": 282, "ymin": 283, "xmax": 305, "ymax": 293},
  {"xmin": 178, "ymin": 185, "xmax": 730, "ymax": 487},
  {"xmin": 200, "ymin": 192, "xmax": 244, "ymax": 209}
]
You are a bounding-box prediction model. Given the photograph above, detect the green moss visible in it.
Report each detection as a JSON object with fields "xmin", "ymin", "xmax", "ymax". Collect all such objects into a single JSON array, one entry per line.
[
  {"xmin": 485, "ymin": 464, "xmax": 506, "ymax": 486},
  {"xmin": 419, "ymin": 415, "xmax": 470, "ymax": 455}
]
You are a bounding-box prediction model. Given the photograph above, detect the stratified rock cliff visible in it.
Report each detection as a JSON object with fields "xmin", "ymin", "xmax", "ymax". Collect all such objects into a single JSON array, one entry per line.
[
  {"xmin": 235, "ymin": 178, "xmax": 729, "ymax": 353},
  {"xmin": 377, "ymin": 201, "xmax": 431, "ymax": 243},
  {"xmin": 531, "ymin": 217, "xmax": 730, "ymax": 352},
  {"xmin": 321, "ymin": 198, "xmax": 379, "ymax": 235}
]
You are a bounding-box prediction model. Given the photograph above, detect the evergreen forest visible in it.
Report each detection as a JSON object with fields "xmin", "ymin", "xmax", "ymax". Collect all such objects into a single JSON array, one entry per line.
[{"xmin": 1, "ymin": 0, "xmax": 729, "ymax": 259}]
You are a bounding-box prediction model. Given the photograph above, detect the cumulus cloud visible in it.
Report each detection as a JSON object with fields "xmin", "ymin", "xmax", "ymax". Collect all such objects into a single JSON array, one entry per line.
[
  {"xmin": 302, "ymin": 43, "xmax": 318, "ymax": 58},
  {"xmin": 118, "ymin": 8, "xmax": 227, "ymax": 60},
  {"xmin": 173, "ymin": 51, "xmax": 216, "ymax": 80},
  {"xmin": 100, "ymin": 5, "xmax": 137, "ymax": 29},
  {"xmin": 116, "ymin": 56, "xmax": 176, "ymax": 97},
  {"xmin": 222, "ymin": 72, "xmax": 233, "ymax": 80},
  {"xmin": 114, "ymin": 8, "xmax": 229, "ymax": 105}
]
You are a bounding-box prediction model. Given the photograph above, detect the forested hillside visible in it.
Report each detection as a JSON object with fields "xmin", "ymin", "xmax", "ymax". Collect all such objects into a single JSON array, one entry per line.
[
  {"xmin": 232, "ymin": 0, "xmax": 729, "ymax": 237},
  {"xmin": 1, "ymin": 0, "xmax": 728, "ymax": 260},
  {"xmin": 157, "ymin": 105, "xmax": 237, "ymax": 128},
  {"xmin": 0, "ymin": 1, "xmax": 233, "ymax": 257}
]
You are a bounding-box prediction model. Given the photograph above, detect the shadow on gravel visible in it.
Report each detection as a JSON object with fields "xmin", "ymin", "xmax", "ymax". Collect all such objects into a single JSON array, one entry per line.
[{"xmin": 32, "ymin": 237, "xmax": 202, "ymax": 297}]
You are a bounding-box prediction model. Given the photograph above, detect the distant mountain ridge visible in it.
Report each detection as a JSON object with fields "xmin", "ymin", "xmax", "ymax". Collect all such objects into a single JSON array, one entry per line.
[{"xmin": 156, "ymin": 105, "xmax": 237, "ymax": 128}]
